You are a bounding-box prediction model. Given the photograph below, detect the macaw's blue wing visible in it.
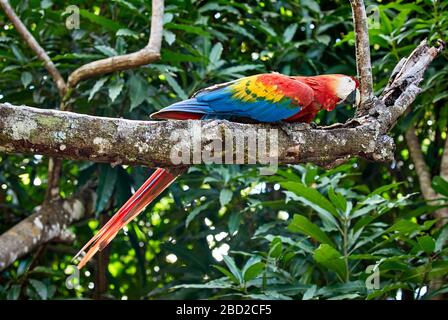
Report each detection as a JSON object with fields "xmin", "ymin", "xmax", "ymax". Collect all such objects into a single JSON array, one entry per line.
[{"xmin": 150, "ymin": 74, "xmax": 314, "ymax": 122}]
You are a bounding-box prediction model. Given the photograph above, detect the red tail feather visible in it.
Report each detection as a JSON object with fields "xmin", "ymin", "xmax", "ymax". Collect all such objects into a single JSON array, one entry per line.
[{"xmin": 75, "ymin": 168, "xmax": 179, "ymax": 269}]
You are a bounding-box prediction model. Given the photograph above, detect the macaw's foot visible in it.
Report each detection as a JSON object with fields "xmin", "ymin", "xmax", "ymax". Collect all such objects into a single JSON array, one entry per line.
[{"xmin": 309, "ymin": 122, "xmax": 318, "ymax": 129}]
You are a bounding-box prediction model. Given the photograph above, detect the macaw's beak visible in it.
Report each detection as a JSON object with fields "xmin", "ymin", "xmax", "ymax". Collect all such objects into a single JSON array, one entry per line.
[{"xmin": 345, "ymin": 88, "xmax": 360, "ymax": 106}]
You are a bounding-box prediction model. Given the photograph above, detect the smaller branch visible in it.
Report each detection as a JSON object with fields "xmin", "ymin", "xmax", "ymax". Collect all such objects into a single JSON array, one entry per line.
[
  {"xmin": 66, "ymin": 0, "xmax": 164, "ymax": 89},
  {"xmin": 440, "ymin": 135, "xmax": 448, "ymax": 180},
  {"xmin": 66, "ymin": 49, "xmax": 160, "ymax": 89},
  {"xmin": 0, "ymin": 187, "xmax": 96, "ymax": 271},
  {"xmin": 406, "ymin": 126, "xmax": 448, "ymax": 227},
  {"xmin": 377, "ymin": 40, "xmax": 444, "ymax": 130},
  {"xmin": 349, "ymin": 0, "xmax": 374, "ymax": 112},
  {"xmin": 0, "ymin": 0, "xmax": 66, "ymax": 97},
  {"xmin": 147, "ymin": 0, "xmax": 164, "ymax": 54},
  {"xmin": 44, "ymin": 158, "xmax": 62, "ymax": 201},
  {"xmin": 406, "ymin": 126, "xmax": 438, "ymax": 201}
]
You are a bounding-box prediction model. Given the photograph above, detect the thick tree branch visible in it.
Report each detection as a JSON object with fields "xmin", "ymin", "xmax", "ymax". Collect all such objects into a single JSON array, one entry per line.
[
  {"xmin": 66, "ymin": 0, "xmax": 164, "ymax": 89},
  {"xmin": 0, "ymin": 0, "xmax": 66, "ymax": 97},
  {"xmin": 349, "ymin": 0, "xmax": 374, "ymax": 113},
  {"xmin": 0, "ymin": 187, "xmax": 96, "ymax": 271},
  {"xmin": 0, "ymin": 102, "xmax": 393, "ymax": 169}
]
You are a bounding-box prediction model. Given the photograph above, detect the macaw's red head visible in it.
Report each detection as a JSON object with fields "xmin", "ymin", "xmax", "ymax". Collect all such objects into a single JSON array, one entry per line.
[
  {"xmin": 293, "ymin": 74, "xmax": 360, "ymax": 111},
  {"xmin": 331, "ymin": 74, "xmax": 360, "ymax": 108}
]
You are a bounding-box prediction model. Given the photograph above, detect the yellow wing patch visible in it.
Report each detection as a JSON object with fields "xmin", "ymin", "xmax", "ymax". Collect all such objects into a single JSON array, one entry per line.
[{"xmin": 230, "ymin": 76, "xmax": 285, "ymax": 103}]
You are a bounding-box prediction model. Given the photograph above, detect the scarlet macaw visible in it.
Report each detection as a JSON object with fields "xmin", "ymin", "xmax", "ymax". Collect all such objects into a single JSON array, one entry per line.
[{"xmin": 75, "ymin": 73, "xmax": 359, "ymax": 268}]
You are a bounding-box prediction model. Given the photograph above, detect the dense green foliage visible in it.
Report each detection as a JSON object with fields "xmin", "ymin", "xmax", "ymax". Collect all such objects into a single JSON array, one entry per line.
[{"xmin": 0, "ymin": 0, "xmax": 447, "ymax": 300}]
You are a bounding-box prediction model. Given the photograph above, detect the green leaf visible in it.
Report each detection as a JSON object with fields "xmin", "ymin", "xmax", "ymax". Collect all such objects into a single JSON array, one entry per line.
[
  {"xmin": 52, "ymin": 53, "xmax": 103, "ymax": 61},
  {"xmin": 379, "ymin": 8, "xmax": 393, "ymax": 34},
  {"xmin": 40, "ymin": 0, "xmax": 52, "ymax": 9},
  {"xmin": 316, "ymin": 35, "xmax": 331, "ymax": 45},
  {"xmin": 417, "ymin": 235, "xmax": 435, "ymax": 254},
  {"xmin": 213, "ymin": 265, "xmax": 239, "ymax": 284},
  {"xmin": 209, "ymin": 42, "xmax": 223, "ymax": 65},
  {"xmin": 219, "ymin": 189, "xmax": 233, "ymax": 207},
  {"xmin": 269, "ymin": 237, "xmax": 283, "ymax": 258},
  {"xmin": 367, "ymin": 283, "xmax": 409, "ymax": 300},
  {"xmin": 302, "ymin": 285, "xmax": 317, "ymax": 300},
  {"xmin": 242, "ymin": 257, "xmax": 264, "ymax": 282},
  {"xmin": 199, "ymin": 3, "xmax": 240, "ymax": 15},
  {"xmin": 222, "ymin": 255, "xmax": 243, "ymax": 284},
  {"xmin": 428, "ymin": 261, "xmax": 448, "ymax": 280},
  {"xmin": 11, "ymin": 44, "xmax": 26, "ymax": 63},
  {"xmin": 386, "ymin": 219, "xmax": 420, "ymax": 234},
  {"xmin": 328, "ymin": 293, "xmax": 360, "ymax": 300},
  {"xmin": 96, "ymin": 165, "xmax": 118, "ymax": 213},
  {"xmin": 163, "ymin": 12, "xmax": 174, "ymax": 24},
  {"xmin": 432, "ymin": 92, "xmax": 448, "ymax": 103},
  {"xmin": 432, "ymin": 176, "xmax": 448, "ymax": 197},
  {"xmin": 288, "ymin": 214, "xmax": 336, "ymax": 247},
  {"xmin": 164, "ymin": 73, "xmax": 188, "ymax": 100},
  {"xmin": 6, "ymin": 285, "xmax": 20, "ymax": 300},
  {"xmin": 88, "ymin": 77, "xmax": 108, "ymax": 101},
  {"xmin": 368, "ymin": 182, "xmax": 403, "ymax": 196},
  {"xmin": 173, "ymin": 278, "xmax": 233, "ymax": 289},
  {"xmin": 165, "ymin": 23, "xmax": 209, "ymax": 36},
  {"xmin": 283, "ymin": 23, "xmax": 298, "ymax": 42},
  {"xmin": 185, "ymin": 202, "xmax": 211, "ymax": 228},
  {"xmin": 116, "ymin": 28, "xmax": 138, "ymax": 39},
  {"xmin": 224, "ymin": 23, "xmax": 258, "ymax": 43},
  {"xmin": 129, "ymin": 74, "xmax": 146, "ymax": 110},
  {"xmin": 218, "ymin": 64, "xmax": 262, "ymax": 77},
  {"xmin": 281, "ymin": 182, "xmax": 338, "ymax": 217},
  {"xmin": 435, "ymin": 226, "xmax": 448, "ymax": 252},
  {"xmin": 17, "ymin": 260, "xmax": 30, "ymax": 277},
  {"xmin": 21, "ymin": 71, "xmax": 32, "ymax": 88},
  {"xmin": 313, "ymin": 244, "xmax": 346, "ymax": 281},
  {"xmin": 328, "ymin": 188, "xmax": 347, "ymax": 213},
  {"xmin": 286, "ymin": 191, "xmax": 339, "ymax": 228},
  {"xmin": 95, "ymin": 45, "xmax": 118, "ymax": 57},
  {"xmin": 29, "ymin": 279, "xmax": 48, "ymax": 300},
  {"xmin": 302, "ymin": 0, "xmax": 320, "ymax": 12},
  {"xmin": 228, "ymin": 212, "xmax": 242, "ymax": 235},
  {"xmin": 29, "ymin": 266, "xmax": 57, "ymax": 276},
  {"xmin": 403, "ymin": 261, "xmax": 448, "ymax": 282},
  {"xmin": 161, "ymin": 50, "xmax": 204, "ymax": 63},
  {"xmin": 350, "ymin": 204, "xmax": 376, "ymax": 219},
  {"xmin": 79, "ymin": 9, "xmax": 123, "ymax": 32},
  {"xmin": 253, "ymin": 21, "xmax": 277, "ymax": 37},
  {"xmin": 163, "ymin": 30, "xmax": 176, "ymax": 45},
  {"xmin": 108, "ymin": 80, "xmax": 124, "ymax": 102}
]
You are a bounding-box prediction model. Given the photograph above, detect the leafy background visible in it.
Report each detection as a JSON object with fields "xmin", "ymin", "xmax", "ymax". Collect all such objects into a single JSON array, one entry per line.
[{"xmin": 0, "ymin": 0, "xmax": 447, "ymax": 300}]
